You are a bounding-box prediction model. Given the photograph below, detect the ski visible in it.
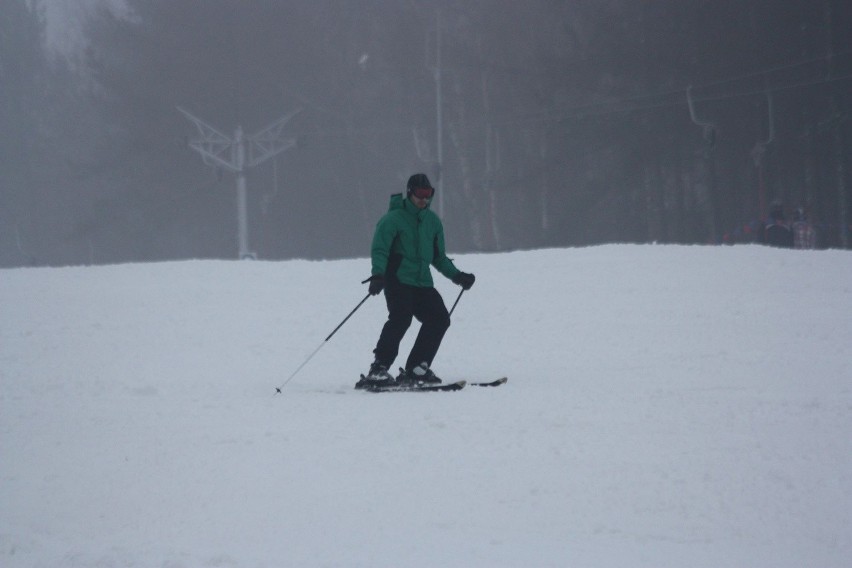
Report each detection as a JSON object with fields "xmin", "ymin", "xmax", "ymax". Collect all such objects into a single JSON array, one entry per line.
[
  {"xmin": 364, "ymin": 380, "xmax": 466, "ymax": 393},
  {"xmin": 470, "ymin": 377, "xmax": 508, "ymax": 387},
  {"xmin": 359, "ymin": 377, "xmax": 506, "ymax": 392},
  {"xmin": 355, "ymin": 376, "xmax": 506, "ymax": 392}
]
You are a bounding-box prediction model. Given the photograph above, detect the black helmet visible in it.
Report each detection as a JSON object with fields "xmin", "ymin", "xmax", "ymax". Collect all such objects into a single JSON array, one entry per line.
[{"xmin": 406, "ymin": 173, "xmax": 433, "ymax": 193}]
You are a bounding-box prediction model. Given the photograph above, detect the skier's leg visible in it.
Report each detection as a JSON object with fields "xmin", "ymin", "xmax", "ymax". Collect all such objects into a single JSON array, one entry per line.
[
  {"xmin": 372, "ymin": 283, "xmax": 414, "ymax": 367},
  {"xmin": 404, "ymin": 287, "xmax": 450, "ymax": 371}
]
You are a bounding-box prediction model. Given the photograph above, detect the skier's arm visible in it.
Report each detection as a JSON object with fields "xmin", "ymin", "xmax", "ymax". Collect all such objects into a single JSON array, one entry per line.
[
  {"xmin": 370, "ymin": 217, "xmax": 396, "ymax": 276},
  {"xmin": 431, "ymin": 224, "xmax": 460, "ymax": 280},
  {"xmin": 432, "ymin": 219, "xmax": 474, "ymax": 289}
]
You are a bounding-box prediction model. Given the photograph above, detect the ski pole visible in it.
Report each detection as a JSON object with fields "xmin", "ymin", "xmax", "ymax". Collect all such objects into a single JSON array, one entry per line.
[
  {"xmin": 275, "ymin": 293, "xmax": 371, "ymax": 394},
  {"xmin": 448, "ymin": 288, "xmax": 464, "ymax": 318}
]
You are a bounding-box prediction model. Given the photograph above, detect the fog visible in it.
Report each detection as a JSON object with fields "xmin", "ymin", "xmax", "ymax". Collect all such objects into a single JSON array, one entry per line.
[{"xmin": 2, "ymin": 0, "xmax": 850, "ymax": 266}]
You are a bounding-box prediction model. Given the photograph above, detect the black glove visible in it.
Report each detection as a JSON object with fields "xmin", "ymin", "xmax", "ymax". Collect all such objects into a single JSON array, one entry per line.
[
  {"xmin": 364, "ymin": 274, "xmax": 385, "ymax": 296},
  {"xmin": 452, "ymin": 272, "xmax": 475, "ymax": 290}
]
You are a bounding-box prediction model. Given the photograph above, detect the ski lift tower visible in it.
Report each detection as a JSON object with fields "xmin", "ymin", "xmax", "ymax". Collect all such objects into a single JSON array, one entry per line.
[{"xmin": 179, "ymin": 107, "xmax": 300, "ymax": 259}]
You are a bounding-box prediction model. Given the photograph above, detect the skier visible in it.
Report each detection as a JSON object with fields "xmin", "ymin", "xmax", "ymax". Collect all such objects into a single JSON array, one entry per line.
[{"xmin": 356, "ymin": 173, "xmax": 475, "ymax": 389}]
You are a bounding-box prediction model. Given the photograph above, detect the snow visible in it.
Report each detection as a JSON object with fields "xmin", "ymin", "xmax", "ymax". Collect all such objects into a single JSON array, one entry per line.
[{"xmin": 1, "ymin": 244, "xmax": 850, "ymax": 567}]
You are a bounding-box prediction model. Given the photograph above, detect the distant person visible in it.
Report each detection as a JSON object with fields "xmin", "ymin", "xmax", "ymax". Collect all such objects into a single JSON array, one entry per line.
[
  {"xmin": 762, "ymin": 201, "xmax": 794, "ymax": 248},
  {"xmin": 792, "ymin": 207, "xmax": 817, "ymax": 250},
  {"xmin": 356, "ymin": 173, "xmax": 475, "ymax": 389}
]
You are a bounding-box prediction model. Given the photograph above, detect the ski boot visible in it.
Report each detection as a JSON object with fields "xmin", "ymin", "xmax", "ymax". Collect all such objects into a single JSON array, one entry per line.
[
  {"xmin": 355, "ymin": 362, "xmax": 395, "ymax": 389},
  {"xmin": 397, "ymin": 362, "xmax": 442, "ymax": 386}
]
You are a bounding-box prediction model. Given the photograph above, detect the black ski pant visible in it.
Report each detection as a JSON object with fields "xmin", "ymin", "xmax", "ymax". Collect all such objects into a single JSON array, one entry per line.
[{"xmin": 373, "ymin": 283, "xmax": 451, "ymax": 372}]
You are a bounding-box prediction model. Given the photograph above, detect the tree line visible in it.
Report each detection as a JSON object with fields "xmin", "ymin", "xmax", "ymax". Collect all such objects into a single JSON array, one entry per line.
[{"xmin": 1, "ymin": 0, "xmax": 850, "ymax": 267}]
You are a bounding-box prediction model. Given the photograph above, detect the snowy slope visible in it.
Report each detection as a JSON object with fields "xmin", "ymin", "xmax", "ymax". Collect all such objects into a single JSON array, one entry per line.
[{"xmin": 1, "ymin": 245, "xmax": 850, "ymax": 567}]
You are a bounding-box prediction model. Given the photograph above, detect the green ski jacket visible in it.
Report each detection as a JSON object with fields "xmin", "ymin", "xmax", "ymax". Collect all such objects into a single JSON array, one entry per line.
[{"xmin": 371, "ymin": 193, "xmax": 460, "ymax": 287}]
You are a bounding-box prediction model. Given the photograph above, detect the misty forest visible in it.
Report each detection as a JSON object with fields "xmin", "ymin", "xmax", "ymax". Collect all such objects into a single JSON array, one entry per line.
[{"xmin": 2, "ymin": 0, "xmax": 850, "ymax": 267}]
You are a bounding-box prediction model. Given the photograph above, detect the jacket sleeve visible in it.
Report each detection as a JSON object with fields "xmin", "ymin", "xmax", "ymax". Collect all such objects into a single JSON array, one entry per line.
[
  {"xmin": 370, "ymin": 215, "xmax": 396, "ymax": 276},
  {"xmin": 431, "ymin": 219, "xmax": 460, "ymax": 280}
]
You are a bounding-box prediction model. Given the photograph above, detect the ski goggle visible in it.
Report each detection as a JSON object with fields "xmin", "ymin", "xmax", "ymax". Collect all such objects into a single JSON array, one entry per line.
[{"xmin": 410, "ymin": 186, "xmax": 434, "ymax": 199}]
